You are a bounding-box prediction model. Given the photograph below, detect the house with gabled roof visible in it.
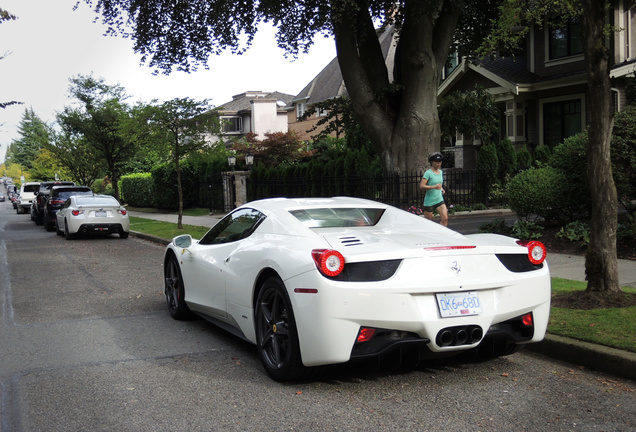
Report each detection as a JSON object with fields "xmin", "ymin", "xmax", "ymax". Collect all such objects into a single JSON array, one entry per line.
[
  {"xmin": 438, "ymin": 0, "xmax": 635, "ymax": 168},
  {"xmin": 213, "ymin": 91, "xmax": 295, "ymax": 143}
]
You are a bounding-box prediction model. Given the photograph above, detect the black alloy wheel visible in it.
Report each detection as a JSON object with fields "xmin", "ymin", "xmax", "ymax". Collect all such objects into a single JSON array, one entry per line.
[
  {"xmin": 255, "ymin": 277, "xmax": 308, "ymax": 382},
  {"xmin": 164, "ymin": 255, "xmax": 193, "ymax": 320}
]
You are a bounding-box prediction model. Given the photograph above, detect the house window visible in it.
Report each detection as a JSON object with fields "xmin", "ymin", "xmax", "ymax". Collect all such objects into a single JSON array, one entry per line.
[
  {"xmin": 542, "ymin": 99, "xmax": 582, "ymax": 147},
  {"xmin": 221, "ymin": 117, "xmax": 242, "ymax": 133},
  {"xmin": 296, "ymin": 103, "xmax": 306, "ymax": 119},
  {"xmin": 549, "ymin": 19, "xmax": 583, "ymax": 59},
  {"xmin": 316, "ymin": 107, "xmax": 328, "ymax": 117},
  {"xmin": 505, "ymin": 101, "xmax": 526, "ymax": 142}
]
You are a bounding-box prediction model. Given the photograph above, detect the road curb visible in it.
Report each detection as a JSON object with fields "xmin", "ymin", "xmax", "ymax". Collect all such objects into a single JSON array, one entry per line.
[{"xmin": 527, "ymin": 334, "xmax": 636, "ymax": 380}]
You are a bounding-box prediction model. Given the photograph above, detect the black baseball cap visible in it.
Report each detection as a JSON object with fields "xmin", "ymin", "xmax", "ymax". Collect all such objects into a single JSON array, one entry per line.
[{"xmin": 429, "ymin": 153, "xmax": 443, "ymax": 162}]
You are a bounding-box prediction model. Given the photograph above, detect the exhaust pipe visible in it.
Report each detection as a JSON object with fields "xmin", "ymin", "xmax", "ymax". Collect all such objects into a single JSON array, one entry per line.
[
  {"xmin": 436, "ymin": 325, "xmax": 483, "ymax": 347},
  {"xmin": 470, "ymin": 327, "xmax": 483, "ymax": 343},
  {"xmin": 438, "ymin": 330, "xmax": 454, "ymax": 346}
]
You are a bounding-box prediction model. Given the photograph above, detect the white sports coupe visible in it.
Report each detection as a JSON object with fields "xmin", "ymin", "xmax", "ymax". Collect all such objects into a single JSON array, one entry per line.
[
  {"xmin": 163, "ymin": 197, "xmax": 550, "ymax": 381},
  {"xmin": 56, "ymin": 195, "xmax": 130, "ymax": 240}
]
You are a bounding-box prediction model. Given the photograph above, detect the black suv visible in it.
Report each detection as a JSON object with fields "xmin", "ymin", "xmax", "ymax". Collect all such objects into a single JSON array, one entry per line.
[
  {"xmin": 44, "ymin": 185, "xmax": 93, "ymax": 231},
  {"xmin": 32, "ymin": 181, "xmax": 75, "ymax": 225}
]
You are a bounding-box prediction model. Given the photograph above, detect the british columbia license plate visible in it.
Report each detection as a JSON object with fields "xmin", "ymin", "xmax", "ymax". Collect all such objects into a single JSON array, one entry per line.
[
  {"xmin": 436, "ymin": 291, "xmax": 483, "ymax": 318},
  {"xmin": 95, "ymin": 211, "xmax": 107, "ymax": 217}
]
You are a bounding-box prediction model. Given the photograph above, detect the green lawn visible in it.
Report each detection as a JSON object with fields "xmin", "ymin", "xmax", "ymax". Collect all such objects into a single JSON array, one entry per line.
[
  {"xmin": 549, "ymin": 278, "xmax": 636, "ymax": 353},
  {"xmin": 128, "ymin": 213, "xmax": 636, "ymax": 354}
]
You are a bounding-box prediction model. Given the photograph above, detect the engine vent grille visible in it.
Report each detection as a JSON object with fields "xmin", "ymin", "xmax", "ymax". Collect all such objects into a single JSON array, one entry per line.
[{"xmin": 340, "ymin": 236, "xmax": 363, "ymax": 246}]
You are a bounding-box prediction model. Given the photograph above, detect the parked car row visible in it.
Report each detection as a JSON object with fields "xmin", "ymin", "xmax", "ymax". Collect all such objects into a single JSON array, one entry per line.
[{"xmin": 7, "ymin": 180, "xmax": 130, "ymax": 240}]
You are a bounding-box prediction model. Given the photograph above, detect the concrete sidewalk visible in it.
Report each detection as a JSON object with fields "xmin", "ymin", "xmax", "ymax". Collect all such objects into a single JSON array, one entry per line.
[{"xmin": 128, "ymin": 210, "xmax": 636, "ymax": 380}]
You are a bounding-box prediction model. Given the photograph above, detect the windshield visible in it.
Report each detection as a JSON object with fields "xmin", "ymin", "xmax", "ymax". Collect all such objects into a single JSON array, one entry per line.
[{"xmin": 289, "ymin": 208, "xmax": 384, "ymax": 228}]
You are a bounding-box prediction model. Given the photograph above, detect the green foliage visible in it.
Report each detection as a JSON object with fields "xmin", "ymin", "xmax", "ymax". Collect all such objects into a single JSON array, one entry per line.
[
  {"xmin": 496, "ymin": 138, "xmax": 517, "ymax": 183},
  {"xmin": 556, "ymin": 221, "xmax": 590, "ymax": 245},
  {"xmin": 6, "ymin": 108, "xmax": 51, "ymax": 170},
  {"xmin": 507, "ymin": 167, "xmax": 567, "ymax": 222},
  {"xmin": 121, "ymin": 173, "xmax": 155, "ymax": 207},
  {"xmin": 611, "ymin": 105, "xmax": 636, "ymax": 208},
  {"xmin": 479, "ymin": 217, "xmax": 510, "ymax": 235},
  {"xmin": 516, "ymin": 145, "xmax": 532, "ymax": 172},
  {"xmin": 510, "ymin": 220, "xmax": 543, "ymax": 240},
  {"xmin": 533, "ymin": 144, "xmax": 552, "ymax": 167},
  {"xmin": 476, "ymin": 143, "xmax": 499, "ymax": 185},
  {"xmin": 439, "ymin": 86, "xmax": 499, "ymax": 145},
  {"xmin": 548, "ymin": 132, "xmax": 591, "ymax": 221}
]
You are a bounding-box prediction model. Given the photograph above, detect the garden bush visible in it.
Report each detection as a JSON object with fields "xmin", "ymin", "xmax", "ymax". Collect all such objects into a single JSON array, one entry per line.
[
  {"xmin": 507, "ymin": 167, "xmax": 568, "ymax": 222},
  {"xmin": 496, "ymin": 138, "xmax": 517, "ymax": 183},
  {"xmin": 120, "ymin": 172, "xmax": 154, "ymax": 207},
  {"xmin": 516, "ymin": 145, "xmax": 532, "ymax": 172},
  {"xmin": 533, "ymin": 144, "xmax": 552, "ymax": 167},
  {"xmin": 548, "ymin": 132, "xmax": 591, "ymax": 221}
]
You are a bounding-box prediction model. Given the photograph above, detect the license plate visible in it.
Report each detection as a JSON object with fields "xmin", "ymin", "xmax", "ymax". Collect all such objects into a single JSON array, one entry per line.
[
  {"xmin": 436, "ymin": 291, "xmax": 482, "ymax": 318},
  {"xmin": 95, "ymin": 211, "xmax": 107, "ymax": 217}
]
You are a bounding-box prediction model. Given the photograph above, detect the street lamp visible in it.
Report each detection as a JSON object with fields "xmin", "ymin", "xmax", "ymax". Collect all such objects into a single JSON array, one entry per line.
[
  {"xmin": 245, "ymin": 153, "xmax": 254, "ymax": 170},
  {"xmin": 227, "ymin": 155, "xmax": 236, "ymax": 170}
]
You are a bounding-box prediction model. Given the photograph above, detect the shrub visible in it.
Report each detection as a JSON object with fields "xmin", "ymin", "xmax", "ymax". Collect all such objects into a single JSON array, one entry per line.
[
  {"xmin": 510, "ymin": 220, "xmax": 543, "ymax": 240},
  {"xmin": 612, "ymin": 106, "xmax": 636, "ymax": 208},
  {"xmin": 120, "ymin": 172, "xmax": 154, "ymax": 207},
  {"xmin": 533, "ymin": 144, "xmax": 552, "ymax": 167},
  {"xmin": 516, "ymin": 145, "xmax": 532, "ymax": 172},
  {"xmin": 556, "ymin": 221, "xmax": 590, "ymax": 245},
  {"xmin": 548, "ymin": 132, "xmax": 591, "ymax": 221},
  {"xmin": 507, "ymin": 167, "xmax": 567, "ymax": 222},
  {"xmin": 496, "ymin": 138, "xmax": 517, "ymax": 183}
]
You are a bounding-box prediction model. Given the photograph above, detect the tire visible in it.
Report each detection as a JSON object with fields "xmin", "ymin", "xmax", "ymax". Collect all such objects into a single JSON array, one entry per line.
[
  {"xmin": 64, "ymin": 220, "xmax": 75, "ymax": 240},
  {"xmin": 255, "ymin": 277, "xmax": 309, "ymax": 382},
  {"xmin": 119, "ymin": 231, "xmax": 129, "ymax": 239},
  {"xmin": 55, "ymin": 219, "xmax": 63, "ymax": 236},
  {"xmin": 164, "ymin": 255, "xmax": 194, "ymax": 320},
  {"xmin": 44, "ymin": 213, "xmax": 55, "ymax": 231}
]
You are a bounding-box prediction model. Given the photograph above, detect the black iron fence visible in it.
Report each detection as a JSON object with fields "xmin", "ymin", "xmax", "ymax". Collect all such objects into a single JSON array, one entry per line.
[{"xmin": 247, "ymin": 168, "xmax": 488, "ymax": 210}]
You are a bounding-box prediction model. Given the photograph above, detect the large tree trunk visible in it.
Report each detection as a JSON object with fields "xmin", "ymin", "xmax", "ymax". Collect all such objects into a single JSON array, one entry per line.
[
  {"xmin": 581, "ymin": 0, "xmax": 621, "ymax": 293},
  {"xmin": 331, "ymin": 0, "xmax": 459, "ymax": 174}
]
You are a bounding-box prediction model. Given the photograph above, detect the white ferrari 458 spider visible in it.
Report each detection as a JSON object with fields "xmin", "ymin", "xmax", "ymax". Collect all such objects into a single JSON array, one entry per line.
[{"xmin": 163, "ymin": 197, "xmax": 550, "ymax": 381}]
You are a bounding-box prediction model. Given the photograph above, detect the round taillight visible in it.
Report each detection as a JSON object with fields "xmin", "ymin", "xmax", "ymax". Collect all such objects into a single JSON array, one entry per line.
[
  {"xmin": 312, "ymin": 249, "xmax": 345, "ymax": 277},
  {"xmin": 517, "ymin": 240, "xmax": 547, "ymax": 265},
  {"xmin": 71, "ymin": 210, "xmax": 80, "ymax": 216},
  {"xmin": 119, "ymin": 209, "xmax": 127, "ymax": 215}
]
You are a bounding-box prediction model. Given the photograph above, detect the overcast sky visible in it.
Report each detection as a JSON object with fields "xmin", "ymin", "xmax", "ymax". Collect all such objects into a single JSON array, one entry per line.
[{"xmin": 0, "ymin": 0, "xmax": 336, "ymax": 163}]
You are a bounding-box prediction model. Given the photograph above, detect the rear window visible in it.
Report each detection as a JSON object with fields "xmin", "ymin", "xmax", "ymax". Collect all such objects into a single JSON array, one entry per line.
[
  {"xmin": 22, "ymin": 185, "xmax": 40, "ymax": 193},
  {"xmin": 76, "ymin": 196, "xmax": 119, "ymax": 207},
  {"xmin": 58, "ymin": 191, "xmax": 92, "ymax": 199},
  {"xmin": 289, "ymin": 208, "xmax": 384, "ymax": 228}
]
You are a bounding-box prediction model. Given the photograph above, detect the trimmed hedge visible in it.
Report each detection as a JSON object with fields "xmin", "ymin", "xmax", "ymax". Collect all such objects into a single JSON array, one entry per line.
[{"xmin": 120, "ymin": 173, "xmax": 154, "ymax": 207}]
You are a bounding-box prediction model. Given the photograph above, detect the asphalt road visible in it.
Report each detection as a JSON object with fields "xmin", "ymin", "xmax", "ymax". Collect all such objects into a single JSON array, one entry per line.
[{"xmin": 1, "ymin": 199, "xmax": 635, "ymax": 432}]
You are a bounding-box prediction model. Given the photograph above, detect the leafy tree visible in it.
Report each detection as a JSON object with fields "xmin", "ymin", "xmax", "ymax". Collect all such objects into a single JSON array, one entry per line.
[
  {"xmin": 438, "ymin": 86, "xmax": 499, "ymax": 145},
  {"xmin": 234, "ymin": 131, "xmax": 314, "ymax": 168},
  {"xmin": 85, "ymin": 0, "xmax": 503, "ymax": 175},
  {"xmin": 6, "ymin": 108, "xmax": 50, "ymax": 170},
  {"xmin": 29, "ymin": 148, "xmax": 68, "ymax": 181},
  {"xmin": 142, "ymin": 97, "xmax": 221, "ymax": 228},
  {"xmin": 57, "ymin": 75, "xmax": 136, "ymax": 200},
  {"xmin": 483, "ymin": 0, "xmax": 620, "ymax": 294},
  {"xmin": 45, "ymin": 130, "xmax": 106, "ymax": 187}
]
